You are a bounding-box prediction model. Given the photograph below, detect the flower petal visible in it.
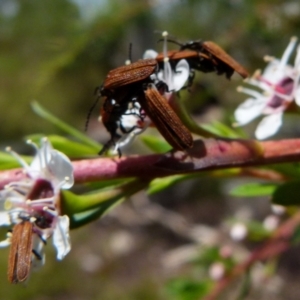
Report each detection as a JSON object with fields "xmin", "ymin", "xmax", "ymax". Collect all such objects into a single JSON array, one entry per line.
[
  {"xmin": 263, "ymin": 61, "xmax": 294, "ymax": 84},
  {"xmin": 48, "ymin": 150, "xmax": 74, "ymax": 189},
  {"xmin": 53, "ymin": 215, "xmax": 71, "ymax": 260},
  {"xmin": 262, "ymin": 37, "xmax": 298, "ymax": 83},
  {"xmin": 172, "ymin": 59, "xmax": 190, "ymax": 91},
  {"xmin": 29, "ymin": 139, "xmax": 53, "ymax": 177},
  {"xmin": 0, "ymin": 239, "xmax": 10, "ymax": 248},
  {"xmin": 27, "ymin": 139, "xmax": 74, "ymax": 188},
  {"xmin": 143, "ymin": 49, "xmax": 158, "ymax": 59},
  {"xmin": 295, "ymin": 86, "xmax": 300, "ymax": 106},
  {"xmin": 255, "ymin": 113, "xmax": 282, "ymax": 140},
  {"xmin": 262, "ymin": 60, "xmax": 283, "ymax": 83},
  {"xmin": 0, "ymin": 193, "xmax": 6, "ymax": 211},
  {"xmin": 0, "ymin": 212, "xmax": 11, "ymax": 226},
  {"xmin": 234, "ymin": 98, "xmax": 266, "ymax": 125},
  {"xmin": 279, "ymin": 37, "xmax": 298, "ymax": 70}
]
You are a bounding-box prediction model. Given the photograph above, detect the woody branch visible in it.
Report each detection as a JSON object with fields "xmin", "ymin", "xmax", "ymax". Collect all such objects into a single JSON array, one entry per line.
[{"xmin": 0, "ymin": 137, "xmax": 300, "ymax": 188}]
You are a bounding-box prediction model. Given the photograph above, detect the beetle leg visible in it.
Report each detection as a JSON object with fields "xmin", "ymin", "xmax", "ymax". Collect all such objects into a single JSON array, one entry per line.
[{"xmin": 32, "ymin": 249, "xmax": 43, "ymax": 260}]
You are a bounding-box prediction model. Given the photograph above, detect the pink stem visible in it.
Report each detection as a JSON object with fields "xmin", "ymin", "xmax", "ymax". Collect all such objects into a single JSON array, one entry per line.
[{"xmin": 0, "ymin": 138, "xmax": 300, "ymax": 188}]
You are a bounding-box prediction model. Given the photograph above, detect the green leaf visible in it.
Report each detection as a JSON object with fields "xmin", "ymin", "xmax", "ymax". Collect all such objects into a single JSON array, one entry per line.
[
  {"xmin": 246, "ymin": 220, "xmax": 272, "ymax": 241},
  {"xmin": 272, "ymin": 181, "xmax": 300, "ymax": 206},
  {"xmin": 166, "ymin": 278, "xmax": 212, "ymax": 300},
  {"xmin": 171, "ymin": 94, "xmax": 219, "ymax": 138},
  {"xmin": 61, "ymin": 189, "xmax": 125, "ymax": 214},
  {"xmin": 0, "ymin": 151, "xmax": 31, "ymax": 170},
  {"xmin": 140, "ymin": 135, "xmax": 172, "ymax": 153},
  {"xmin": 62, "ymin": 190, "xmax": 126, "ymax": 229},
  {"xmin": 69, "ymin": 198, "xmax": 124, "ymax": 229},
  {"xmin": 291, "ymin": 226, "xmax": 300, "ymax": 245},
  {"xmin": 26, "ymin": 134, "xmax": 98, "ymax": 157},
  {"xmin": 231, "ymin": 182, "xmax": 278, "ymax": 197},
  {"xmin": 270, "ymin": 163, "xmax": 300, "ymax": 179},
  {"xmin": 192, "ymin": 246, "xmax": 220, "ymax": 267},
  {"xmin": 148, "ymin": 175, "xmax": 193, "ymax": 194},
  {"xmin": 61, "ymin": 179, "xmax": 149, "ymax": 228},
  {"xmin": 87, "ymin": 178, "xmax": 134, "ymax": 190},
  {"xmin": 200, "ymin": 121, "xmax": 242, "ymax": 138},
  {"xmin": 192, "ymin": 246, "xmax": 235, "ymax": 271},
  {"xmin": 31, "ymin": 101, "xmax": 100, "ymax": 150}
]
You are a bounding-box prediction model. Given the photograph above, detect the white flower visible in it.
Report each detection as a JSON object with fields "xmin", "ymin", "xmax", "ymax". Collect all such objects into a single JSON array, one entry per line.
[
  {"xmin": 271, "ymin": 204, "xmax": 286, "ymax": 215},
  {"xmin": 234, "ymin": 37, "xmax": 300, "ymax": 139},
  {"xmin": 263, "ymin": 215, "xmax": 280, "ymax": 231},
  {"xmin": 209, "ymin": 262, "xmax": 225, "ymax": 281},
  {"xmin": 0, "ymin": 138, "xmax": 74, "ymax": 282},
  {"xmin": 230, "ymin": 222, "xmax": 248, "ymax": 241},
  {"xmin": 143, "ymin": 31, "xmax": 190, "ymax": 92}
]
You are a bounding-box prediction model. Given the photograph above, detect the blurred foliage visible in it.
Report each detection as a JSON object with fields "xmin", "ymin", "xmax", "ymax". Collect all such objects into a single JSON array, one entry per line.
[
  {"xmin": 1, "ymin": 0, "xmax": 300, "ymax": 299},
  {"xmin": 1, "ymin": 0, "xmax": 300, "ymax": 145},
  {"xmin": 230, "ymin": 182, "xmax": 278, "ymax": 197}
]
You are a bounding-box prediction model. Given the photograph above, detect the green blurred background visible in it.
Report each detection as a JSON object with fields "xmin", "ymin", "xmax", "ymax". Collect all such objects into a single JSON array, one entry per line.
[{"xmin": 1, "ymin": 0, "xmax": 300, "ymax": 299}]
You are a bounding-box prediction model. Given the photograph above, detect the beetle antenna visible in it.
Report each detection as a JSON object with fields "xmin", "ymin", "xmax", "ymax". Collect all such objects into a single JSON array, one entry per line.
[
  {"xmin": 156, "ymin": 31, "xmax": 182, "ymax": 47},
  {"xmin": 85, "ymin": 90, "xmax": 101, "ymax": 132},
  {"xmin": 159, "ymin": 38, "xmax": 183, "ymax": 47},
  {"xmin": 125, "ymin": 43, "xmax": 133, "ymax": 65}
]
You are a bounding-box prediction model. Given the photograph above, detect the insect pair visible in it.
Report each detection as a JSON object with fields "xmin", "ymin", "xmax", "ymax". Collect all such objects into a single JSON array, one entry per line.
[
  {"xmin": 98, "ymin": 58, "xmax": 193, "ymax": 156},
  {"xmin": 98, "ymin": 38, "xmax": 249, "ymax": 155}
]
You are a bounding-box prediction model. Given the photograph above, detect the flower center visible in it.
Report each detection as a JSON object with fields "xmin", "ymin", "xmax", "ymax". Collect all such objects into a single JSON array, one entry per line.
[
  {"xmin": 267, "ymin": 77, "xmax": 294, "ymax": 110},
  {"xmin": 27, "ymin": 178, "xmax": 54, "ymax": 200}
]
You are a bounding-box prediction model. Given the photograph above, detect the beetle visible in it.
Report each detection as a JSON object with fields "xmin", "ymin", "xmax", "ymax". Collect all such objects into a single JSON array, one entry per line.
[
  {"xmin": 181, "ymin": 40, "xmax": 248, "ymax": 79},
  {"xmin": 7, "ymin": 207, "xmax": 52, "ymax": 284},
  {"xmin": 7, "ymin": 219, "xmax": 33, "ymax": 284},
  {"xmin": 7, "ymin": 178, "xmax": 56, "ymax": 284},
  {"xmin": 156, "ymin": 39, "xmax": 249, "ymax": 79},
  {"xmin": 7, "ymin": 212, "xmax": 48, "ymax": 284},
  {"xmin": 141, "ymin": 83, "xmax": 193, "ymax": 151},
  {"xmin": 97, "ymin": 59, "xmax": 158, "ymax": 155},
  {"xmin": 101, "ymin": 58, "xmax": 158, "ymax": 91},
  {"xmin": 99, "ymin": 86, "xmax": 146, "ymax": 156},
  {"xmin": 98, "ymin": 59, "xmax": 194, "ymax": 154}
]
